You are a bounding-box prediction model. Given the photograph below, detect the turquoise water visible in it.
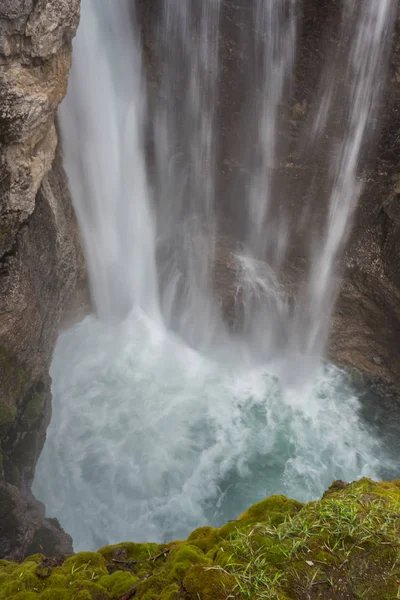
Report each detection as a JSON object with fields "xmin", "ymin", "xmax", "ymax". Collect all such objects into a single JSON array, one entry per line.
[{"xmin": 33, "ymin": 310, "xmax": 394, "ymax": 552}]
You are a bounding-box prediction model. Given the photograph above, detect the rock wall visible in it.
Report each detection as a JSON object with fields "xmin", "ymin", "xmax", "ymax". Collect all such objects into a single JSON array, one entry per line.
[
  {"xmin": 139, "ymin": 0, "xmax": 400, "ymax": 386},
  {"xmin": 0, "ymin": 1, "xmax": 83, "ymax": 559}
]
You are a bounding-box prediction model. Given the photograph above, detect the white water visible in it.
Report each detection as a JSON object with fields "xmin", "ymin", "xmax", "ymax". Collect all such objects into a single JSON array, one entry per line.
[
  {"xmin": 33, "ymin": 0, "xmax": 398, "ymax": 551},
  {"xmin": 38, "ymin": 311, "xmax": 385, "ymax": 551},
  {"xmin": 154, "ymin": 0, "xmax": 223, "ymax": 348},
  {"xmin": 302, "ymin": 0, "xmax": 397, "ymax": 356},
  {"xmin": 57, "ymin": 0, "xmax": 160, "ymax": 322},
  {"xmin": 247, "ymin": 0, "xmax": 297, "ymax": 260}
]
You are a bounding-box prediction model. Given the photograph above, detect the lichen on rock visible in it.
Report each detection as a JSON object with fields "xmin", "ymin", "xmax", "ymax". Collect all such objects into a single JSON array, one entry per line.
[{"xmin": 1, "ymin": 479, "xmax": 400, "ymax": 600}]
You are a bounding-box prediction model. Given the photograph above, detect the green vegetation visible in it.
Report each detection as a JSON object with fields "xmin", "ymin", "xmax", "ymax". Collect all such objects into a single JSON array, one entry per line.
[
  {"xmin": 0, "ymin": 402, "xmax": 17, "ymax": 431},
  {"xmin": 1, "ymin": 479, "xmax": 400, "ymax": 599},
  {"xmin": 20, "ymin": 392, "xmax": 46, "ymax": 430}
]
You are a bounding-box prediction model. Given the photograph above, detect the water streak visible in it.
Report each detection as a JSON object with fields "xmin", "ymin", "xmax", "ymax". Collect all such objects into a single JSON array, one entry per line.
[
  {"xmin": 59, "ymin": 0, "xmax": 160, "ymax": 322},
  {"xmin": 154, "ymin": 0, "xmax": 223, "ymax": 348},
  {"xmin": 302, "ymin": 0, "xmax": 397, "ymax": 356},
  {"xmin": 247, "ymin": 0, "xmax": 297, "ymax": 262}
]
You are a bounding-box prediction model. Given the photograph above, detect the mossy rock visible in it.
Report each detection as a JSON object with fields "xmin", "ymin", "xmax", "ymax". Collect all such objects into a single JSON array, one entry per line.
[
  {"xmin": 183, "ymin": 564, "xmax": 236, "ymax": 600},
  {"xmin": 158, "ymin": 583, "xmax": 181, "ymax": 600},
  {"xmin": 1, "ymin": 479, "xmax": 400, "ymax": 599},
  {"xmin": 237, "ymin": 494, "xmax": 303, "ymax": 523},
  {"xmin": 0, "ymin": 485, "xmax": 15, "ymax": 517},
  {"xmin": 0, "ymin": 347, "xmax": 29, "ymax": 407},
  {"xmin": 0, "ymin": 402, "xmax": 17, "ymax": 431},
  {"xmin": 20, "ymin": 392, "xmax": 46, "ymax": 430},
  {"xmin": 98, "ymin": 571, "xmax": 138, "ymax": 599},
  {"xmin": 10, "ymin": 431, "xmax": 40, "ymax": 467},
  {"xmin": 26, "ymin": 527, "xmax": 61, "ymax": 558}
]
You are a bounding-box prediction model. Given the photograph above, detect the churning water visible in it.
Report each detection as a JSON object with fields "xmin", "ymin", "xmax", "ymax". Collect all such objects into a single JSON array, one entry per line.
[
  {"xmin": 33, "ymin": 0, "xmax": 398, "ymax": 551},
  {"xmin": 38, "ymin": 311, "xmax": 392, "ymax": 551}
]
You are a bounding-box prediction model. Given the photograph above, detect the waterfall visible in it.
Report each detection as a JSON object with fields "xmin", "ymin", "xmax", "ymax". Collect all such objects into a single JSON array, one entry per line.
[
  {"xmin": 58, "ymin": 0, "xmax": 395, "ymax": 359},
  {"xmin": 300, "ymin": 0, "xmax": 397, "ymax": 357},
  {"xmin": 247, "ymin": 0, "xmax": 297, "ymax": 261},
  {"xmin": 33, "ymin": 0, "xmax": 399, "ymax": 551},
  {"xmin": 153, "ymin": 0, "xmax": 223, "ymax": 349},
  {"xmin": 234, "ymin": 0, "xmax": 297, "ymax": 361},
  {"xmin": 58, "ymin": 0, "xmax": 160, "ymax": 323}
]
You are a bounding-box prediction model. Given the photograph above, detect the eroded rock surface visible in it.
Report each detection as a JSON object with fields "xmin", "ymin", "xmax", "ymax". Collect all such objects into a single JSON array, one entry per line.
[{"xmin": 0, "ymin": 0, "xmax": 82, "ymax": 559}]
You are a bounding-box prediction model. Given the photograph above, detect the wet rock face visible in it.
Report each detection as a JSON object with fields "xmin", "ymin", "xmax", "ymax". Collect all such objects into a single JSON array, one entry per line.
[
  {"xmin": 140, "ymin": 1, "xmax": 400, "ymax": 387},
  {"xmin": 0, "ymin": 0, "xmax": 80, "ymax": 59},
  {"xmin": 0, "ymin": 480, "xmax": 72, "ymax": 562},
  {"xmin": 0, "ymin": 0, "xmax": 82, "ymax": 559},
  {"xmin": 328, "ymin": 11, "xmax": 400, "ymax": 384}
]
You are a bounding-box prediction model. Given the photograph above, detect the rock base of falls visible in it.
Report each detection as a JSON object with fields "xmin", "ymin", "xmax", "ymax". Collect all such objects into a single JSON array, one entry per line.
[{"xmin": 1, "ymin": 478, "xmax": 400, "ymax": 600}]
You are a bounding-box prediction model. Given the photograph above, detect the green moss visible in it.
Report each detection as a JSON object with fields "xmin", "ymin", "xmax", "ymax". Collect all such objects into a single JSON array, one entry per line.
[
  {"xmin": 167, "ymin": 544, "xmax": 210, "ymax": 580},
  {"xmin": 64, "ymin": 553, "xmax": 108, "ymax": 572},
  {"xmin": 0, "ymin": 580, "xmax": 26, "ymax": 598},
  {"xmin": 0, "ymin": 402, "xmax": 17, "ymax": 430},
  {"xmin": 135, "ymin": 573, "xmax": 166, "ymax": 599},
  {"xmin": 158, "ymin": 583, "xmax": 181, "ymax": 600},
  {"xmin": 140, "ymin": 593, "xmax": 158, "ymax": 600},
  {"xmin": 73, "ymin": 590, "xmax": 92, "ymax": 600},
  {"xmin": 99, "ymin": 542, "xmax": 162, "ymax": 565},
  {"xmin": 1, "ymin": 479, "xmax": 400, "ymax": 600},
  {"xmin": 0, "ymin": 558, "xmax": 17, "ymax": 570},
  {"xmin": 22, "ymin": 554, "xmax": 45, "ymax": 565},
  {"xmin": 73, "ymin": 593, "xmax": 92, "ymax": 600},
  {"xmin": 68, "ymin": 580, "xmax": 111, "ymax": 599},
  {"xmin": 0, "ymin": 347, "xmax": 28, "ymax": 404},
  {"xmin": 39, "ymin": 591, "xmax": 71, "ymax": 600},
  {"xmin": 20, "ymin": 392, "xmax": 46, "ymax": 429},
  {"xmin": 183, "ymin": 564, "xmax": 236, "ymax": 600},
  {"xmin": 187, "ymin": 526, "xmax": 218, "ymax": 552},
  {"xmin": 98, "ymin": 571, "xmax": 138, "ymax": 599},
  {"xmin": 238, "ymin": 495, "xmax": 303, "ymax": 523}
]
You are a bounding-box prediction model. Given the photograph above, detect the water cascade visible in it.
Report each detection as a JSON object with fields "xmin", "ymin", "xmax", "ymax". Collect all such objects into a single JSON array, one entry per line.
[
  {"xmin": 33, "ymin": 0, "xmax": 398, "ymax": 551},
  {"xmin": 154, "ymin": 0, "xmax": 223, "ymax": 348},
  {"xmin": 58, "ymin": 0, "xmax": 160, "ymax": 322},
  {"xmin": 301, "ymin": 0, "xmax": 398, "ymax": 357}
]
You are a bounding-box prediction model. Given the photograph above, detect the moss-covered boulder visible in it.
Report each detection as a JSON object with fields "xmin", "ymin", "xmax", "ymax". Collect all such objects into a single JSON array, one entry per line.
[{"xmin": 1, "ymin": 479, "xmax": 400, "ymax": 599}]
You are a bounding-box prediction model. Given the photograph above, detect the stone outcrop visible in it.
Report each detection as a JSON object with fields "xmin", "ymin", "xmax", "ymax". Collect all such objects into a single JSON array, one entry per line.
[{"xmin": 0, "ymin": 1, "xmax": 83, "ymax": 559}]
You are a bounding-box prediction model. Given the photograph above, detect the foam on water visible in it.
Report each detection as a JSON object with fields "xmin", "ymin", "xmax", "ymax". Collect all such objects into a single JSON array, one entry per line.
[{"xmin": 34, "ymin": 311, "xmax": 388, "ymax": 552}]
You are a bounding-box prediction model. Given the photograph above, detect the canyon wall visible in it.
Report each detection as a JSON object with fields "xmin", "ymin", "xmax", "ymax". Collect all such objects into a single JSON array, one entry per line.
[
  {"xmin": 0, "ymin": 0, "xmax": 83, "ymax": 559},
  {"xmin": 139, "ymin": 0, "xmax": 400, "ymax": 385}
]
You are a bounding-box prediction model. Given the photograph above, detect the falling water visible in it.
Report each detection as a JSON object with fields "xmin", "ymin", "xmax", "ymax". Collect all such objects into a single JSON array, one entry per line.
[
  {"xmin": 154, "ymin": 0, "xmax": 223, "ymax": 348},
  {"xmin": 233, "ymin": 0, "xmax": 297, "ymax": 361},
  {"xmin": 246, "ymin": 0, "xmax": 297, "ymax": 261},
  {"xmin": 33, "ymin": 0, "xmax": 398, "ymax": 551},
  {"xmin": 58, "ymin": 0, "xmax": 160, "ymax": 322},
  {"xmin": 301, "ymin": 0, "xmax": 397, "ymax": 356}
]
